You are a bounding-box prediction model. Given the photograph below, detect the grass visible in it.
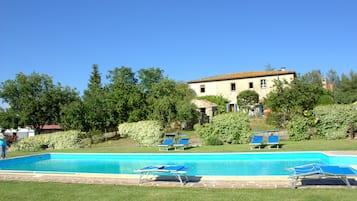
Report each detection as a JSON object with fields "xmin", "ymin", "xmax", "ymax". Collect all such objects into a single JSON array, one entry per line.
[{"xmin": 1, "ymin": 181, "xmax": 357, "ymax": 201}]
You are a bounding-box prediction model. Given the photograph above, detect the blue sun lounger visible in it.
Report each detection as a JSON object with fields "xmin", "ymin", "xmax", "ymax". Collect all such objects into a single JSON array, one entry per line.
[
  {"xmin": 135, "ymin": 165, "xmax": 191, "ymax": 185},
  {"xmin": 158, "ymin": 133, "xmax": 176, "ymax": 151},
  {"xmin": 158, "ymin": 138, "xmax": 175, "ymax": 151},
  {"xmin": 289, "ymin": 163, "xmax": 357, "ymax": 189},
  {"xmin": 267, "ymin": 135, "xmax": 280, "ymax": 149},
  {"xmin": 174, "ymin": 134, "xmax": 190, "ymax": 150},
  {"xmin": 249, "ymin": 136, "xmax": 264, "ymax": 150}
]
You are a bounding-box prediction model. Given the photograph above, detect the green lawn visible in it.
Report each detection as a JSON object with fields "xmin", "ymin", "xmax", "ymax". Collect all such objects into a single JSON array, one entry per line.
[{"xmin": 1, "ymin": 181, "xmax": 357, "ymax": 201}]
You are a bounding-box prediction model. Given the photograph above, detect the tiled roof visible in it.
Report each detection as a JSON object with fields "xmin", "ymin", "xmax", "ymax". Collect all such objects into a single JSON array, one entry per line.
[
  {"xmin": 188, "ymin": 70, "xmax": 296, "ymax": 83},
  {"xmin": 41, "ymin": 125, "xmax": 62, "ymax": 130}
]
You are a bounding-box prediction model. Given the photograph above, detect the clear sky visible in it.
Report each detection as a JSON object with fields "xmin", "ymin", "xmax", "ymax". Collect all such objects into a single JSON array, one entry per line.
[{"xmin": 1, "ymin": 0, "xmax": 356, "ymax": 97}]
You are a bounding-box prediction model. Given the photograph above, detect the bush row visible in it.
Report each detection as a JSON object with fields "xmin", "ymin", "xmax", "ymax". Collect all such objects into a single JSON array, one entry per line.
[
  {"xmin": 118, "ymin": 120, "xmax": 164, "ymax": 146},
  {"xmin": 12, "ymin": 130, "xmax": 81, "ymax": 152},
  {"xmin": 287, "ymin": 104, "xmax": 357, "ymax": 141},
  {"xmin": 314, "ymin": 104, "xmax": 357, "ymax": 140}
]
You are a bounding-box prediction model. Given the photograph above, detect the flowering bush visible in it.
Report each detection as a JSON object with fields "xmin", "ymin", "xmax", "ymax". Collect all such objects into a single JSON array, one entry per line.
[
  {"xmin": 12, "ymin": 130, "xmax": 81, "ymax": 151},
  {"xmin": 314, "ymin": 104, "xmax": 357, "ymax": 139},
  {"xmin": 195, "ymin": 112, "xmax": 251, "ymax": 145},
  {"xmin": 118, "ymin": 120, "xmax": 164, "ymax": 146}
]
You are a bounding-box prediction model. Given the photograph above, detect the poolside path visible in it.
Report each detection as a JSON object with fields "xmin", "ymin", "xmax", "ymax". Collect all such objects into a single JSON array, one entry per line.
[{"xmin": 0, "ymin": 172, "xmax": 356, "ymax": 189}]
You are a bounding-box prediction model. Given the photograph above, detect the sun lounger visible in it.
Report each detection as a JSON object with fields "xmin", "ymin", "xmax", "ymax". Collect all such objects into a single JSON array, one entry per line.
[
  {"xmin": 158, "ymin": 133, "xmax": 176, "ymax": 151},
  {"xmin": 174, "ymin": 134, "xmax": 190, "ymax": 150},
  {"xmin": 289, "ymin": 163, "xmax": 357, "ymax": 189},
  {"xmin": 158, "ymin": 138, "xmax": 175, "ymax": 151},
  {"xmin": 267, "ymin": 135, "xmax": 280, "ymax": 149},
  {"xmin": 135, "ymin": 165, "xmax": 191, "ymax": 185},
  {"xmin": 249, "ymin": 136, "xmax": 264, "ymax": 150}
]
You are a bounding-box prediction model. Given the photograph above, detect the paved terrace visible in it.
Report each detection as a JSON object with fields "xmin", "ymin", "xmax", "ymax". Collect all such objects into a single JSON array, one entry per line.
[{"xmin": 1, "ymin": 151, "xmax": 357, "ymax": 189}]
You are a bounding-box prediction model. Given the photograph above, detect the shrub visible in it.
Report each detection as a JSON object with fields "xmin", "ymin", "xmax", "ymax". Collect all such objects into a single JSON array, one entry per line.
[
  {"xmin": 287, "ymin": 115, "xmax": 312, "ymax": 141},
  {"xmin": 12, "ymin": 130, "xmax": 81, "ymax": 151},
  {"xmin": 314, "ymin": 104, "xmax": 357, "ymax": 140},
  {"xmin": 118, "ymin": 120, "xmax": 164, "ymax": 146},
  {"xmin": 265, "ymin": 112, "xmax": 287, "ymax": 128},
  {"xmin": 205, "ymin": 137, "xmax": 224, "ymax": 145},
  {"xmin": 195, "ymin": 112, "xmax": 251, "ymax": 144}
]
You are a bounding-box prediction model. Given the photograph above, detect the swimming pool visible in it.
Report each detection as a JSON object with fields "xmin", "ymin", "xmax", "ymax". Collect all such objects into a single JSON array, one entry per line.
[{"xmin": 0, "ymin": 152, "xmax": 356, "ymax": 176}]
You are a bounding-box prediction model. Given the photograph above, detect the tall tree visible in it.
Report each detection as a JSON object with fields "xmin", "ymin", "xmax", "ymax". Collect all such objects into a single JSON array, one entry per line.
[
  {"xmin": 0, "ymin": 107, "xmax": 19, "ymax": 129},
  {"xmin": 0, "ymin": 72, "xmax": 78, "ymax": 132},
  {"xmin": 237, "ymin": 90, "xmax": 260, "ymax": 111},
  {"xmin": 147, "ymin": 79, "xmax": 198, "ymax": 128},
  {"xmin": 81, "ymin": 64, "xmax": 110, "ymax": 132},
  {"xmin": 264, "ymin": 70, "xmax": 326, "ymax": 127},
  {"xmin": 107, "ymin": 66, "xmax": 146, "ymax": 124},
  {"xmin": 333, "ymin": 70, "xmax": 357, "ymax": 104},
  {"xmin": 326, "ymin": 69, "xmax": 340, "ymax": 86},
  {"xmin": 137, "ymin": 67, "xmax": 165, "ymax": 93}
]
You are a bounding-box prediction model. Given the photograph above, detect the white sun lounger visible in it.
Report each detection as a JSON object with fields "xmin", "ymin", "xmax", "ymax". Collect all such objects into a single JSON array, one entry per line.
[{"xmin": 135, "ymin": 165, "xmax": 191, "ymax": 185}]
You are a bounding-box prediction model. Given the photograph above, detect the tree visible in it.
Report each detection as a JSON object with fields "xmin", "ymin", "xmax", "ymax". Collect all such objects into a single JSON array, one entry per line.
[
  {"xmin": 196, "ymin": 95, "xmax": 229, "ymax": 114},
  {"xmin": 264, "ymin": 70, "xmax": 326, "ymax": 127},
  {"xmin": 326, "ymin": 69, "xmax": 340, "ymax": 86},
  {"xmin": 137, "ymin": 67, "xmax": 165, "ymax": 93},
  {"xmin": 237, "ymin": 90, "xmax": 259, "ymax": 111},
  {"xmin": 106, "ymin": 66, "xmax": 146, "ymax": 124},
  {"xmin": 333, "ymin": 70, "xmax": 357, "ymax": 104},
  {"xmin": 81, "ymin": 64, "xmax": 111, "ymax": 132},
  {"xmin": 0, "ymin": 107, "xmax": 19, "ymax": 129},
  {"xmin": 0, "ymin": 72, "xmax": 78, "ymax": 133},
  {"xmin": 265, "ymin": 63, "xmax": 275, "ymax": 71},
  {"xmin": 146, "ymin": 79, "xmax": 198, "ymax": 128},
  {"xmin": 60, "ymin": 100, "xmax": 85, "ymax": 130}
]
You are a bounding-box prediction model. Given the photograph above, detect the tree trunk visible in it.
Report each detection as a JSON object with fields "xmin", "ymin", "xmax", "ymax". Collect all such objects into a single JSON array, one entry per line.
[{"xmin": 349, "ymin": 122, "xmax": 355, "ymax": 140}]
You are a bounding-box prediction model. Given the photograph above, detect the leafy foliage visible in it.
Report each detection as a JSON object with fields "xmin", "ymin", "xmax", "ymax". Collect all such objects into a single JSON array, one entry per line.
[
  {"xmin": 118, "ymin": 121, "xmax": 164, "ymax": 146},
  {"xmin": 287, "ymin": 115, "xmax": 313, "ymax": 141},
  {"xmin": 314, "ymin": 104, "xmax": 357, "ymax": 140},
  {"xmin": 147, "ymin": 79, "xmax": 198, "ymax": 128},
  {"xmin": 196, "ymin": 95, "xmax": 229, "ymax": 114},
  {"xmin": 333, "ymin": 70, "xmax": 357, "ymax": 104},
  {"xmin": 137, "ymin": 67, "xmax": 165, "ymax": 93},
  {"xmin": 106, "ymin": 66, "xmax": 146, "ymax": 124},
  {"xmin": 195, "ymin": 112, "xmax": 251, "ymax": 145},
  {"xmin": 264, "ymin": 70, "xmax": 327, "ymax": 127},
  {"xmin": 12, "ymin": 130, "xmax": 81, "ymax": 151},
  {"xmin": 0, "ymin": 72, "xmax": 78, "ymax": 132},
  {"xmin": 237, "ymin": 90, "xmax": 259, "ymax": 110},
  {"xmin": 81, "ymin": 64, "xmax": 111, "ymax": 132}
]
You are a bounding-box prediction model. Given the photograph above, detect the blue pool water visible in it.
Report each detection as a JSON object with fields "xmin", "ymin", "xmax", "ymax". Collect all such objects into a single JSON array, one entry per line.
[{"xmin": 0, "ymin": 152, "xmax": 356, "ymax": 176}]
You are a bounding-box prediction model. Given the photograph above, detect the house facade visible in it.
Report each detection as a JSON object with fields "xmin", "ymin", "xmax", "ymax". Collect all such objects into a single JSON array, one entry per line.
[{"xmin": 188, "ymin": 69, "xmax": 296, "ymax": 113}]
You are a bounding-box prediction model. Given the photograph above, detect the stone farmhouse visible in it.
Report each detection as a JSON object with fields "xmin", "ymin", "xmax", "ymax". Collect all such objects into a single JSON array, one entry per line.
[{"xmin": 188, "ymin": 68, "xmax": 296, "ymax": 119}]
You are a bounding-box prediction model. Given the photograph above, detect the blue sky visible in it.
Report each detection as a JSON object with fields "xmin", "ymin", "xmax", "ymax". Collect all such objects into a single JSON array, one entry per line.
[{"xmin": 1, "ymin": 0, "xmax": 356, "ymax": 99}]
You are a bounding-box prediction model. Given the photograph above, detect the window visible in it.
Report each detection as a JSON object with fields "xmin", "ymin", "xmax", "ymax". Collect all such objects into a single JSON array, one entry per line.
[
  {"xmin": 200, "ymin": 85, "xmax": 205, "ymax": 93},
  {"xmin": 231, "ymin": 83, "xmax": 236, "ymax": 91},
  {"xmin": 249, "ymin": 82, "xmax": 253, "ymax": 89},
  {"xmin": 261, "ymin": 79, "xmax": 266, "ymax": 89}
]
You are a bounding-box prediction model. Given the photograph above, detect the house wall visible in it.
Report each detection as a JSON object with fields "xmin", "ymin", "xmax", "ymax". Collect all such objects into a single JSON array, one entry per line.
[{"xmin": 189, "ymin": 73, "xmax": 295, "ymax": 103}]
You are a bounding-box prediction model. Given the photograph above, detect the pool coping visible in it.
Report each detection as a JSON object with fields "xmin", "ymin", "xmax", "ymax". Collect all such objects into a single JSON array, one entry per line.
[{"xmin": 1, "ymin": 151, "xmax": 357, "ymax": 189}]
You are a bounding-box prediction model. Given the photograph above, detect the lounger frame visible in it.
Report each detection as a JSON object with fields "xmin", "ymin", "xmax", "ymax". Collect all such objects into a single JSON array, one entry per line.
[
  {"xmin": 135, "ymin": 165, "xmax": 190, "ymax": 185},
  {"xmin": 289, "ymin": 164, "xmax": 356, "ymax": 189}
]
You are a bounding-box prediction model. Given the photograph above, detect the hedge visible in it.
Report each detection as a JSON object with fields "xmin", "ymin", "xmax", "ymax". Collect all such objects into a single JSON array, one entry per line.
[
  {"xmin": 314, "ymin": 104, "xmax": 357, "ymax": 139},
  {"xmin": 12, "ymin": 130, "xmax": 81, "ymax": 152},
  {"xmin": 118, "ymin": 120, "xmax": 164, "ymax": 146},
  {"xmin": 195, "ymin": 112, "xmax": 251, "ymax": 145}
]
